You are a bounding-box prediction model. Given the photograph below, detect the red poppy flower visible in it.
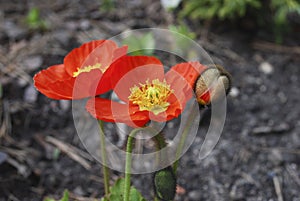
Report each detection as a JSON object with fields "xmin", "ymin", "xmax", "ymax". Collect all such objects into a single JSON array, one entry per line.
[
  {"xmin": 86, "ymin": 56, "xmax": 208, "ymax": 127},
  {"xmin": 33, "ymin": 40, "xmax": 127, "ymax": 100}
]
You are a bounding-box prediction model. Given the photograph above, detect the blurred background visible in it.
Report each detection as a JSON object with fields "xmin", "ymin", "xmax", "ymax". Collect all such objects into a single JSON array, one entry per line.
[{"xmin": 0, "ymin": 0, "xmax": 299, "ymax": 200}]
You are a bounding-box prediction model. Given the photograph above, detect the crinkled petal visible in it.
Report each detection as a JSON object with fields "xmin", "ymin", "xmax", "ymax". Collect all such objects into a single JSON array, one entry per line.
[
  {"xmin": 33, "ymin": 64, "xmax": 76, "ymax": 100},
  {"xmin": 168, "ymin": 62, "xmax": 207, "ymax": 87}
]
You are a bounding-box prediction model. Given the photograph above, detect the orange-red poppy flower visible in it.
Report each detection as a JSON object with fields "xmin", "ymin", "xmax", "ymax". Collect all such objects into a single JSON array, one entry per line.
[
  {"xmin": 86, "ymin": 56, "xmax": 208, "ymax": 127},
  {"xmin": 33, "ymin": 40, "xmax": 127, "ymax": 100}
]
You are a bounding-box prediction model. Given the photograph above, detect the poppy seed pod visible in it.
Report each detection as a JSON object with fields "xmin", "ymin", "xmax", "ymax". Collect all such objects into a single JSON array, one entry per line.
[
  {"xmin": 194, "ymin": 64, "xmax": 231, "ymax": 107},
  {"xmin": 153, "ymin": 166, "xmax": 176, "ymax": 201}
]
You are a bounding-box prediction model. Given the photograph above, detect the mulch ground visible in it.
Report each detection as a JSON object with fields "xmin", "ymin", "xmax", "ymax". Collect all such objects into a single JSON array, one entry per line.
[{"xmin": 0, "ymin": 1, "xmax": 299, "ymax": 201}]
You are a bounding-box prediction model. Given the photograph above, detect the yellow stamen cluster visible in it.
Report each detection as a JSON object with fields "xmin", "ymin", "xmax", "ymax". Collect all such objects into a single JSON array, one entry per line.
[
  {"xmin": 73, "ymin": 63, "xmax": 104, "ymax": 77},
  {"xmin": 128, "ymin": 79, "xmax": 173, "ymax": 115}
]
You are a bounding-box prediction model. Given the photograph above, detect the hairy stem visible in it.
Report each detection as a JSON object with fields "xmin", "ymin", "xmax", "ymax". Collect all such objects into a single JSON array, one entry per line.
[
  {"xmin": 98, "ymin": 120, "xmax": 110, "ymax": 197},
  {"xmin": 124, "ymin": 127, "xmax": 147, "ymax": 201}
]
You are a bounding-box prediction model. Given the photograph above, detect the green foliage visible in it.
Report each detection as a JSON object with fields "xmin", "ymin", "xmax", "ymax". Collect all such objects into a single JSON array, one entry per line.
[
  {"xmin": 52, "ymin": 148, "xmax": 61, "ymax": 160},
  {"xmin": 168, "ymin": 24, "xmax": 198, "ymax": 59},
  {"xmin": 101, "ymin": 178, "xmax": 146, "ymax": 201},
  {"xmin": 100, "ymin": 0, "xmax": 115, "ymax": 12},
  {"xmin": 122, "ymin": 33, "xmax": 155, "ymax": 56},
  {"xmin": 177, "ymin": 0, "xmax": 300, "ymax": 43},
  {"xmin": 271, "ymin": 0, "xmax": 300, "ymax": 43},
  {"xmin": 169, "ymin": 24, "xmax": 196, "ymax": 39},
  {"xmin": 44, "ymin": 190, "xmax": 69, "ymax": 201},
  {"xmin": 179, "ymin": 0, "xmax": 261, "ymax": 20},
  {"xmin": 25, "ymin": 7, "xmax": 48, "ymax": 30}
]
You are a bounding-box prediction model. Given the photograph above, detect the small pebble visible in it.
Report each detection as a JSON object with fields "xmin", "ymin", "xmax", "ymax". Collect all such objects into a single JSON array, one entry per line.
[
  {"xmin": 160, "ymin": 0, "xmax": 181, "ymax": 10},
  {"xmin": 188, "ymin": 190, "xmax": 201, "ymax": 201},
  {"xmin": 23, "ymin": 55, "xmax": 43, "ymax": 71},
  {"xmin": 73, "ymin": 186, "xmax": 84, "ymax": 196},
  {"xmin": 53, "ymin": 30, "xmax": 72, "ymax": 46},
  {"xmin": 229, "ymin": 87, "xmax": 239, "ymax": 98},
  {"xmin": 259, "ymin": 62, "xmax": 274, "ymax": 75},
  {"xmin": 268, "ymin": 149, "xmax": 283, "ymax": 166},
  {"xmin": 79, "ymin": 19, "xmax": 91, "ymax": 30},
  {"xmin": 259, "ymin": 85, "xmax": 267, "ymax": 92},
  {"xmin": 59, "ymin": 100, "xmax": 70, "ymax": 111},
  {"xmin": 0, "ymin": 151, "xmax": 7, "ymax": 165},
  {"xmin": 4, "ymin": 21, "xmax": 27, "ymax": 40},
  {"xmin": 17, "ymin": 78, "xmax": 28, "ymax": 87},
  {"xmin": 277, "ymin": 92, "xmax": 287, "ymax": 103},
  {"xmin": 24, "ymin": 84, "xmax": 38, "ymax": 103}
]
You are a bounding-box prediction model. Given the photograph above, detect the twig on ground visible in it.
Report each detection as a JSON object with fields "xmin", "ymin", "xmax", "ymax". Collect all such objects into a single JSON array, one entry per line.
[
  {"xmin": 273, "ymin": 174, "xmax": 284, "ymax": 201},
  {"xmin": 68, "ymin": 192, "xmax": 99, "ymax": 201},
  {"xmin": 0, "ymin": 146, "xmax": 28, "ymax": 162},
  {"xmin": 6, "ymin": 156, "xmax": 31, "ymax": 177},
  {"xmin": 199, "ymin": 40, "xmax": 246, "ymax": 63},
  {"xmin": 45, "ymin": 136, "xmax": 92, "ymax": 170},
  {"xmin": 0, "ymin": 100, "xmax": 12, "ymax": 138},
  {"xmin": 256, "ymin": 146, "xmax": 300, "ymax": 155},
  {"xmin": 252, "ymin": 41, "xmax": 300, "ymax": 55}
]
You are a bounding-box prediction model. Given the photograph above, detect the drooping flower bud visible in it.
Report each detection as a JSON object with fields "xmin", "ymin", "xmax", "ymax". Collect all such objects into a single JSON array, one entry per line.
[{"xmin": 194, "ymin": 64, "xmax": 231, "ymax": 107}]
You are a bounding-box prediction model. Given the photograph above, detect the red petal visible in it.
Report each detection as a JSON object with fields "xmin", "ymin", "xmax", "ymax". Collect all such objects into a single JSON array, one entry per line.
[
  {"xmin": 166, "ymin": 66, "xmax": 194, "ymax": 102},
  {"xmin": 102, "ymin": 55, "xmax": 164, "ymax": 101},
  {"xmin": 112, "ymin": 45, "xmax": 128, "ymax": 61},
  {"xmin": 33, "ymin": 65, "xmax": 76, "ymax": 100},
  {"xmin": 86, "ymin": 98, "xmax": 149, "ymax": 127},
  {"xmin": 168, "ymin": 62, "xmax": 207, "ymax": 87},
  {"xmin": 64, "ymin": 40, "xmax": 117, "ymax": 76},
  {"xmin": 34, "ymin": 64, "xmax": 103, "ymax": 100},
  {"xmin": 72, "ymin": 70, "xmax": 107, "ymax": 98}
]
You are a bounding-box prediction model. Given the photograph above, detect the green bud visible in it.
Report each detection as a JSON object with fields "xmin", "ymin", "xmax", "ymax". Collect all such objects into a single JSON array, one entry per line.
[{"xmin": 153, "ymin": 166, "xmax": 176, "ymax": 201}]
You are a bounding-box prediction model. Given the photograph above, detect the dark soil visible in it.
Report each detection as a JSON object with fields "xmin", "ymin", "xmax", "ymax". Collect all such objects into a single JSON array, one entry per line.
[{"xmin": 0, "ymin": 1, "xmax": 299, "ymax": 201}]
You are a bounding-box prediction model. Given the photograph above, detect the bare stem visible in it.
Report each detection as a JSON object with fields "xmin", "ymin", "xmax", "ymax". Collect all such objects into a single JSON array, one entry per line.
[{"xmin": 98, "ymin": 120, "xmax": 110, "ymax": 197}]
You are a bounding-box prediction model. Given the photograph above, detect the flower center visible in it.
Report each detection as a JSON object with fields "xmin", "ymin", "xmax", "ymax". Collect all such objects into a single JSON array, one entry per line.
[
  {"xmin": 73, "ymin": 63, "xmax": 106, "ymax": 77},
  {"xmin": 128, "ymin": 79, "xmax": 173, "ymax": 115}
]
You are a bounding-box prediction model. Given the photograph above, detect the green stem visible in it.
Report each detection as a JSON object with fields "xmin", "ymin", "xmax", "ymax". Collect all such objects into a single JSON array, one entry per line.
[
  {"xmin": 124, "ymin": 127, "xmax": 147, "ymax": 201},
  {"xmin": 98, "ymin": 120, "xmax": 110, "ymax": 197},
  {"xmin": 173, "ymin": 105, "xmax": 198, "ymax": 174},
  {"xmin": 152, "ymin": 132, "xmax": 168, "ymax": 201},
  {"xmin": 152, "ymin": 132, "xmax": 168, "ymax": 167}
]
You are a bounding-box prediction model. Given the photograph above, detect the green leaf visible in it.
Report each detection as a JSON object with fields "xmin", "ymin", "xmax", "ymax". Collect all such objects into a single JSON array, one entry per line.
[
  {"xmin": 100, "ymin": 197, "xmax": 109, "ymax": 201},
  {"xmin": 59, "ymin": 190, "xmax": 69, "ymax": 201},
  {"xmin": 27, "ymin": 7, "xmax": 40, "ymax": 24},
  {"xmin": 169, "ymin": 24, "xmax": 196, "ymax": 39},
  {"xmin": 25, "ymin": 7, "xmax": 48, "ymax": 30},
  {"xmin": 43, "ymin": 190, "xmax": 69, "ymax": 201},
  {"xmin": 107, "ymin": 178, "xmax": 146, "ymax": 201},
  {"xmin": 274, "ymin": 7, "xmax": 288, "ymax": 25}
]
